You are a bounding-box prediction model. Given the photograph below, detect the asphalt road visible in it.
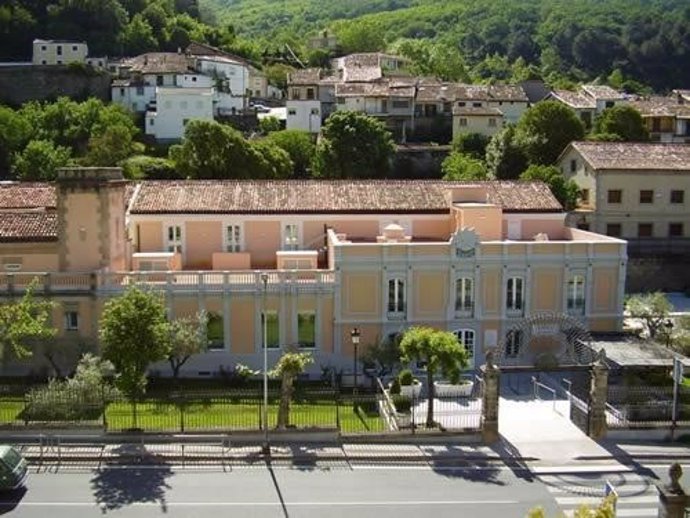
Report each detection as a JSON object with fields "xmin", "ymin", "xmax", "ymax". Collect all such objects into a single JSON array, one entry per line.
[{"xmin": 0, "ymin": 460, "xmax": 562, "ymax": 518}]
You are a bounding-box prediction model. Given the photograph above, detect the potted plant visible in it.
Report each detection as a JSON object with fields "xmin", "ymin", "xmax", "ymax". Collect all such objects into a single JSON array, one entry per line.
[
  {"xmin": 397, "ymin": 369, "xmax": 422, "ymax": 399},
  {"xmin": 433, "ymin": 376, "xmax": 474, "ymax": 398}
]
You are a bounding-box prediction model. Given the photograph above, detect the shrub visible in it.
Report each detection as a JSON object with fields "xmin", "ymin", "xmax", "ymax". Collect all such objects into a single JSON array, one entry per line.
[
  {"xmin": 389, "ymin": 378, "xmax": 401, "ymax": 394},
  {"xmin": 398, "ymin": 369, "xmax": 415, "ymax": 386}
]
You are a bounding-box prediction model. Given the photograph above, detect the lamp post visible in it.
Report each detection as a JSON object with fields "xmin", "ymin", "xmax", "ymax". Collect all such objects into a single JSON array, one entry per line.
[
  {"xmin": 351, "ymin": 327, "xmax": 360, "ymax": 395},
  {"xmin": 261, "ymin": 272, "xmax": 269, "ymax": 456},
  {"xmin": 664, "ymin": 319, "xmax": 675, "ymax": 348}
]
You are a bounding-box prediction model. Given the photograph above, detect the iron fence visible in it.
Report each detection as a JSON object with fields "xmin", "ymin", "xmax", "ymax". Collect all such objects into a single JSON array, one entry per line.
[
  {"xmin": 0, "ymin": 384, "xmax": 482, "ymax": 435},
  {"xmin": 606, "ymin": 385, "xmax": 690, "ymax": 429}
]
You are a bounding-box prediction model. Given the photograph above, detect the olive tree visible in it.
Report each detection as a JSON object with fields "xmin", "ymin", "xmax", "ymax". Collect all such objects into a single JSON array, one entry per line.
[
  {"xmin": 270, "ymin": 350, "xmax": 313, "ymax": 429},
  {"xmin": 625, "ymin": 292, "xmax": 673, "ymax": 340},
  {"xmin": 167, "ymin": 312, "xmax": 209, "ymax": 379},
  {"xmin": 399, "ymin": 327, "xmax": 469, "ymax": 427}
]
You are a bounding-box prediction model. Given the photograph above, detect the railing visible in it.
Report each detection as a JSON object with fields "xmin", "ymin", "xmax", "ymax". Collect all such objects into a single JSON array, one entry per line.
[
  {"xmin": 0, "ymin": 270, "xmax": 337, "ymax": 294},
  {"xmin": 532, "ymin": 376, "xmax": 557, "ymax": 411}
]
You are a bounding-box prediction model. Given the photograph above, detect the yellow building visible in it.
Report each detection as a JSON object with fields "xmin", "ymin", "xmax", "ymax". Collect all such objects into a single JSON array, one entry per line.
[
  {"xmin": 559, "ymin": 141, "xmax": 690, "ymax": 256},
  {"xmin": 0, "ymin": 168, "xmax": 627, "ymax": 377}
]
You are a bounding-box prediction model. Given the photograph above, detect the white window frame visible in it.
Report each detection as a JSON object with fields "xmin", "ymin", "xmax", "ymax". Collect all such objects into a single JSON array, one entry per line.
[
  {"xmin": 206, "ymin": 312, "xmax": 225, "ymax": 351},
  {"xmin": 454, "ymin": 329, "xmax": 475, "ymax": 362},
  {"xmin": 64, "ymin": 311, "xmax": 79, "ymax": 331},
  {"xmin": 455, "ymin": 277, "xmax": 474, "ymax": 315},
  {"xmin": 387, "ymin": 277, "xmax": 406, "ymax": 317},
  {"xmin": 282, "ymin": 223, "xmax": 300, "ymax": 251},
  {"xmin": 224, "ymin": 224, "xmax": 242, "ymax": 253},
  {"xmin": 567, "ymin": 274, "xmax": 586, "ymax": 315},
  {"xmin": 297, "ymin": 311, "xmax": 316, "ymax": 349},
  {"xmin": 165, "ymin": 225, "xmax": 183, "ymax": 254},
  {"xmin": 506, "ymin": 277, "xmax": 524, "ymax": 315}
]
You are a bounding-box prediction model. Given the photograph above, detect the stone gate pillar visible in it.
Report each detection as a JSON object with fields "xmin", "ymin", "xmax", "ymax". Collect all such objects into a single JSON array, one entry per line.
[
  {"xmin": 481, "ymin": 351, "xmax": 500, "ymax": 444},
  {"xmin": 657, "ymin": 463, "xmax": 690, "ymax": 518},
  {"xmin": 588, "ymin": 349, "xmax": 609, "ymax": 439}
]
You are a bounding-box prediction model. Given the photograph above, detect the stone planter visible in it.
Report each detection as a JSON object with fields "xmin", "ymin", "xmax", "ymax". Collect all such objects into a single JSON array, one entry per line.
[
  {"xmin": 433, "ymin": 381, "xmax": 474, "ymax": 398},
  {"xmin": 400, "ymin": 381, "xmax": 422, "ymax": 399}
]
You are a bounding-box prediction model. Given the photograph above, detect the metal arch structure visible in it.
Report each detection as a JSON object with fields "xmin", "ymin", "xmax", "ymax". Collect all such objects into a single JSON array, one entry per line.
[{"xmin": 494, "ymin": 312, "xmax": 596, "ymax": 370}]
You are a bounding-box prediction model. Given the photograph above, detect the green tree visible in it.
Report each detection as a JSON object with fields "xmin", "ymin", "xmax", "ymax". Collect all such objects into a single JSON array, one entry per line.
[
  {"xmin": 99, "ymin": 287, "xmax": 171, "ymax": 427},
  {"xmin": 441, "ymin": 152, "xmax": 489, "ymax": 180},
  {"xmin": 267, "ymin": 130, "xmax": 316, "ymax": 177},
  {"xmin": 12, "ymin": 139, "xmax": 71, "ymax": 181},
  {"xmin": 0, "ymin": 282, "xmax": 56, "ymax": 361},
  {"xmin": 516, "ymin": 101, "xmax": 585, "ymax": 165},
  {"xmin": 170, "ymin": 120, "xmax": 292, "ymax": 179},
  {"xmin": 593, "ymin": 105, "xmax": 649, "ymax": 142},
  {"xmin": 314, "ymin": 111, "xmax": 395, "ymax": 179},
  {"xmin": 121, "ymin": 155, "xmax": 180, "ymax": 180},
  {"xmin": 258, "ymin": 116, "xmax": 282, "ymax": 135},
  {"xmin": 83, "ymin": 124, "xmax": 143, "ymax": 166},
  {"xmin": 0, "ymin": 106, "xmax": 31, "ymax": 178},
  {"xmin": 520, "ymin": 164, "xmax": 580, "ymax": 210},
  {"xmin": 167, "ymin": 313, "xmax": 208, "ymax": 379},
  {"xmin": 270, "ymin": 350, "xmax": 313, "ymax": 429},
  {"xmin": 451, "ymin": 133, "xmax": 491, "ymax": 160},
  {"xmin": 398, "ymin": 327, "xmax": 469, "ymax": 428},
  {"xmin": 625, "ymin": 292, "xmax": 673, "ymax": 340},
  {"xmin": 485, "ymin": 125, "xmax": 529, "ymax": 180},
  {"xmin": 119, "ymin": 13, "xmax": 158, "ymax": 55}
]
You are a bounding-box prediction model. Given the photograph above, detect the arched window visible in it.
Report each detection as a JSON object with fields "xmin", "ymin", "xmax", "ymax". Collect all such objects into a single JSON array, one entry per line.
[{"xmin": 454, "ymin": 329, "xmax": 475, "ymax": 361}]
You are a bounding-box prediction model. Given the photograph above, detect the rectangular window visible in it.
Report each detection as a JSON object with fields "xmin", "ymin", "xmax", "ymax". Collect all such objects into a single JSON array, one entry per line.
[
  {"xmin": 291, "ymin": 89, "xmax": 301, "ymax": 100},
  {"xmin": 671, "ymin": 190, "xmax": 684, "ymax": 204},
  {"xmin": 381, "ymin": 100, "xmax": 388, "ymax": 113},
  {"xmin": 225, "ymin": 225, "xmax": 241, "ymax": 252},
  {"xmin": 458, "ymin": 102, "xmax": 466, "ymax": 107},
  {"xmin": 638, "ymin": 223, "xmax": 653, "ymax": 237},
  {"xmin": 206, "ymin": 313, "xmax": 224, "ymax": 350},
  {"xmin": 388, "ymin": 278, "xmax": 406, "ymax": 315},
  {"xmin": 607, "ymin": 190, "xmax": 622, "ymax": 204},
  {"xmin": 306, "ymin": 88, "xmax": 315, "ymax": 100},
  {"xmin": 455, "ymin": 277, "xmax": 474, "ymax": 314},
  {"xmin": 606, "ymin": 223, "xmax": 622, "ymax": 237},
  {"xmin": 506, "ymin": 277, "xmax": 524, "ymax": 313},
  {"xmin": 506, "ymin": 330, "xmax": 523, "ymax": 358},
  {"xmin": 166, "ymin": 225, "xmax": 183, "ymax": 253},
  {"xmin": 472, "ymin": 102, "xmax": 482, "ymax": 107},
  {"xmin": 488, "ymin": 118, "xmax": 497, "ymax": 127},
  {"xmin": 639, "ymin": 190, "xmax": 654, "ymax": 204},
  {"xmin": 336, "ymin": 98, "xmax": 345, "ymax": 105},
  {"xmin": 297, "ymin": 312, "xmax": 316, "ymax": 349},
  {"xmin": 459, "ymin": 118, "xmax": 468, "ymax": 127},
  {"xmin": 72, "ymin": 45, "xmax": 78, "ymax": 52},
  {"xmin": 310, "ymin": 108, "xmax": 319, "ymax": 115},
  {"xmin": 669, "ymin": 223, "xmax": 684, "ymax": 237},
  {"xmin": 149, "ymin": 118, "xmax": 154, "ymax": 126},
  {"xmin": 570, "ymin": 159, "xmax": 577, "ymax": 173},
  {"xmin": 64, "ymin": 311, "xmax": 79, "ymax": 331},
  {"xmin": 136, "ymin": 86, "xmax": 144, "ymax": 96},
  {"xmin": 454, "ymin": 329, "xmax": 475, "ymax": 361},
  {"xmin": 41, "ymin": 45, "xmax": 46, "ymax": 51},
  {"xmin": 392, "ymin": 100, "xmax": 409, "ymax": 109},
  {"xmin": 567, "ymin": 275, "xmax": 586, "ymax": 314},
  {"xmin": 156, "ymin": 75, "xmax": 164, "ymax": 86},
  {"xmin": 261, "ymin": 311, "xmax": 279, "ymax": 349},
  {"xmin": 287, "ymin": 108, "xmax": 297, "ymax": 115},
  {"xmin": 283, "ymin": 224, "xmax": 299, "ymax": 250},
  {"xmin": 56, "ymin": 45, "xmax": 62, "ymax": 55},
  {"xmin": 119, "ymin": 87, "xmax": 125, "ymax": 97}
]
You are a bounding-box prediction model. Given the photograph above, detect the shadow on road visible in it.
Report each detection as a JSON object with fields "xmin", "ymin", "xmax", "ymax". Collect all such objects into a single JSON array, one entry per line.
[
  {"xmin": 90, "ymin": 445, "xmax": 173, "ymax": 512},
  {"xmin": 0, "ymin": 487, "xmax": 26, "ymax": 515},
  {"xmin": 426, "ymin": 445, "xmax": 506, "ymax": 485},
  {"xmin": 491, "ymin": 436, "xmax": 537, "ymax": 483}
]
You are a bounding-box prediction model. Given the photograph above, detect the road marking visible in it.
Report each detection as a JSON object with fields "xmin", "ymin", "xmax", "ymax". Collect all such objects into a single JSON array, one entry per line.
[
  {"xmin": 6, "ymin": 500, "xmax": 520, "ymax": 507},
  {"xmin": 545, "ymin": 482, "xmax": 651, "ymax": 494},
  {"xmin": 615, "ymin": 509, "xmax": 658, "ymax": 517},
  {"xmin": 555, "ymin": 495, "xmax": 658, "ymax": 506},
  {"xmin": 532, "ymin": 465, "xmax": 632, "ymax": 474}
]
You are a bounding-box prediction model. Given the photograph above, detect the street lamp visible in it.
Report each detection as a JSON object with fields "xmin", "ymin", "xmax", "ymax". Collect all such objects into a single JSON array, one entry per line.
[
  {"xmin": 664, "ymin": 319, "xmax": 674, "ymax": 348},
  {"xmin": 261, "ymin": 272, "xmax": 269, "ymax": 456},
  {"xmin": 351, "ymin": 327, "xmax": 361, "ymax": 395}
]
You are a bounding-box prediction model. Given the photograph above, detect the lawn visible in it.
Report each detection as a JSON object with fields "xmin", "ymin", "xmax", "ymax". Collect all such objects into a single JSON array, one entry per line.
[{"xmin": 0, "ymin": 395, "xmax": 386, "ymax": 434}]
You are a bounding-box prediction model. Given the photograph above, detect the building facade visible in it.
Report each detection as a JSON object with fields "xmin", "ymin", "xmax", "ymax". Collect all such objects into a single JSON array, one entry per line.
[
  {"xmin": 0, "ymin": 169, "xmax": 627, "ymax": 378},
  {"xmin": 145, "ymin": 87, "xmax": 214, "ymax": 141},
  {"xmin": 559, "ymin": 141, "xmax": 690, "ymax": 256},
  {"xmin": 32, "ymin": 40, "xmax": 88, "ymax": 65}
]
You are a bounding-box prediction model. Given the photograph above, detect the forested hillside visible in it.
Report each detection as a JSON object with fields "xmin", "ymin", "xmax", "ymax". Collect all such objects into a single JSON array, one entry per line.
[{"xmin": 201, "ymin": 0, "xmax": 690, "ymax": 91}]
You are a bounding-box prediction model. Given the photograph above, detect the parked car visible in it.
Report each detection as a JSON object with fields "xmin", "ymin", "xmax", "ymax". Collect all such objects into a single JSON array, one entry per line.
[
  {"xmin": 0, "ymin": 446, "xmax": 27, "ymax": 490},
  {"xmin": 250, "ymin": 103, "xmax": 271, "ymax": 113}
]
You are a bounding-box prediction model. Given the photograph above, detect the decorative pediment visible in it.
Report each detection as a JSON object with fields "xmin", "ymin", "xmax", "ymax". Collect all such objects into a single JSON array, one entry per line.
[{"xmin": 453, "ymin": 227, "xmax": 478, "ymax": 257}]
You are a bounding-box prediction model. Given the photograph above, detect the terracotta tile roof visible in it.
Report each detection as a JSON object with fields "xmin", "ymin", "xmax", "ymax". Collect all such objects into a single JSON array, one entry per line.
[
  {"xmin": 488, "ymin": 85, "xmax": 529, "ymax": 102},
  {"xmin": 550, "ymin": 90, "xmax": 596, "ymax": 109},
  {"xmin": 335, "ymin": 82, "xmax": 414, "ymax": 98},
  {"xmin": 0, "ymin": 212, "xmax": 57, "ymax": 242},
  {"xmin": 0, "ymin": 183, "xmax": 55, "ymax": 209},
  {"xmin": 581, "ymin": 84, "xmax": 625, "ymax": 100},
  {"xmin": 130, "ymin": 180, "xmax": 562, "ymax": 214},
  {"xmin": 571, "ymin": 141, "xmax": 690, "ymax": 171},
  {"xmin": 123, "ymin": 53, "xmax": 194, "ymax": 75},
  {"xmin": 626, "ymin": 98, "xmax": 690, "ymax": 118},
  {"xmin": 416, "ymin": 84, "xmax": 454, "ymax": 103},
  {"xmin": 288, "ymin": 68, "xmax": 324, "ymax": 85},
  {"xmin": 343, "ymin": 66, "xmax": 382, "ymax": 83},
  {"xmin": 452, "ymin": 84, "xmax": 491, "ymax": 101},
  {"xmin": 185, "ymin": 42, "xmax": 249, "ymax": 65}
]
